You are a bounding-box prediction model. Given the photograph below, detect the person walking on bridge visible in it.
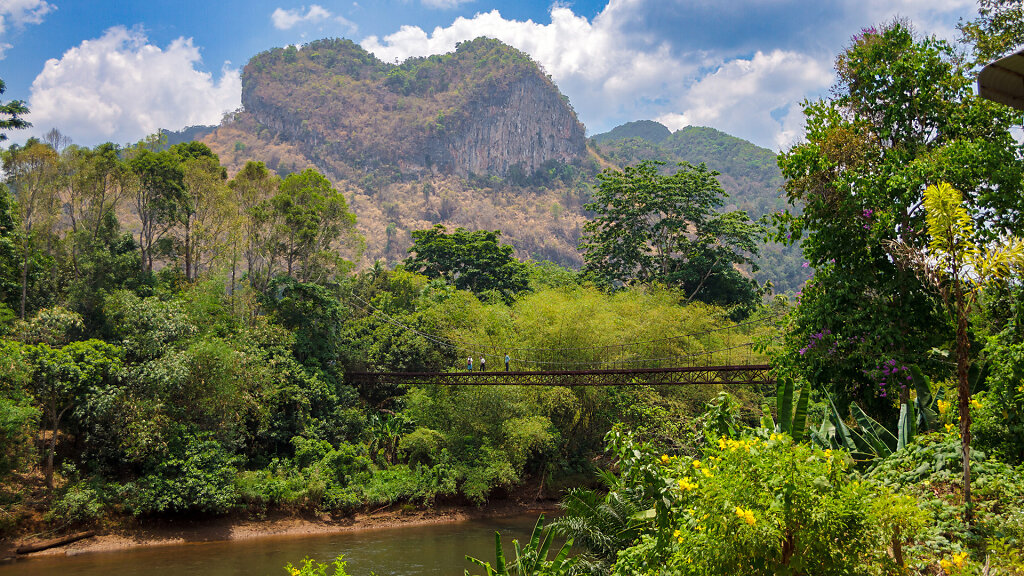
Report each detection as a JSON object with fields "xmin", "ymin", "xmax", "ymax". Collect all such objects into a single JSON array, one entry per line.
[
  {"xmin": 480, "ymin": 356, "xmax": 486, "ymax": 372},
  {"xmin": 467, "ymin": 357, "xmax": 473, "ymax": 371},
  {"xmin": 504, "ymin": 353, "xmax": 510, "ymax": 372}
]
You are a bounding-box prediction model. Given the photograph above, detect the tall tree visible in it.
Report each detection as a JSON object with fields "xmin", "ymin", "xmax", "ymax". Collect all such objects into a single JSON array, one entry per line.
[
  {"xmin": 127, "ymin": 142, "xmax": 185, "ymax": 273},
  {"xmin": 264, "ymin": 168, "xmax": 360, "ymax": 283},
  {"xmin": 580, "ymin": 160, "xmax": 761, "ymax": 314},
  {"xmin": 892, "ymin": 182, "xmax": 1024, "ymax": 521},
  {"xmin": 775, "ymin": 22, "xmax": 1024, "ymax": 416},
  {"xmin": 228, "ymin": 161, "xmax": 280, "ymax": 289},
  {"xmin": 173, "ymin": 144, "xmax": 233, "ymax": 282},
  {"xmin": 2, "ymin": 140, "xmax": 61, "ymax": 318}
]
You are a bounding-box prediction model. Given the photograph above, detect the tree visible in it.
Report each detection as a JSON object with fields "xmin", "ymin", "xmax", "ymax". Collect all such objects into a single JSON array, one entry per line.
[
  {"xmin": 404, "ymin": 224, "xmax": 529, "ymax": 299},
  {"xmin": 175, "ymin": 147, "xmax": 234, "ymax": 282},
  {"xmin": 961, "ymin": 0, "xmax": 1024, "ymax": 62},
  {"xmin": 891, "ymin": 182, "xmax": 1024, "ymax": 521},
  {"xmin": 0, "ymin": 78, "xmax": 29, "ymax": 141},
  {"xmin": 25, "ymin": 338, "xmax": 122, "ymax": 488},
  {"xmin": 228, "ymin": 161, "xmax": 280, "ymax": 290},
  {"xmin": 2, "ymin": 139, "xmax": 61, "ymax": 318},
  {"xmin": 262, "ymin": 168, "xmax": 361, "ymax": 283},
  {"xmin": 580, "ymin": 161, "xmax": 761, "ymax": 314},
  {"xmin": 127, "ymin": 137, "xmax": 186, "ymax": 274},
  {"xmin": 774, "ymin": 21, "xmax": 1024, "ymax": 416}
]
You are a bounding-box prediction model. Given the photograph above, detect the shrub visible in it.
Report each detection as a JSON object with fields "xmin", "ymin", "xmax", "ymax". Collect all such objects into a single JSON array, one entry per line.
[{"xmin": 605, "ymin": 431, "xmax": 928, "ymax": 576}]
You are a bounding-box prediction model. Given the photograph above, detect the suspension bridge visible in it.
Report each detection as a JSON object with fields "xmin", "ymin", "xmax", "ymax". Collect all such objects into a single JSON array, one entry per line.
[{"xmin": 345, "ymin": 297, "xmax": 777, "ymax": 387}]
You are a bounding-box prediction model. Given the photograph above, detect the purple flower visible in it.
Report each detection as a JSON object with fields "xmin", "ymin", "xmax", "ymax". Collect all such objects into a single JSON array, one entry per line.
[
  {"xmin": 799, "ymin": 347, "xmax": 807, "ymax": 356},
  {"xmin": 802, "ymin": 262, "xmax": 809, "ymax": 268}
]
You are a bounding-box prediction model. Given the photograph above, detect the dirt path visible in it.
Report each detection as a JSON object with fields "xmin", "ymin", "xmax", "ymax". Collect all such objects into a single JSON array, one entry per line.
[{"xmin": 1, "ymin": 500, "xmax": 557, "ymax": 561}]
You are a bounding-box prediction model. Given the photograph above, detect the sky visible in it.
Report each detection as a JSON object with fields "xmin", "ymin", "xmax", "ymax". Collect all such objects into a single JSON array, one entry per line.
[{"xmin": 0, "ymin": 0, "xmax": 980, "ymax": 152}]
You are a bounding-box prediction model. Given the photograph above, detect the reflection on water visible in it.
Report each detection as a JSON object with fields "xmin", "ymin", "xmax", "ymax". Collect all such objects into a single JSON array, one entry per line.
[{"xmin": 0, "ymin": 514, "xmax": 544, "ymax": 576}]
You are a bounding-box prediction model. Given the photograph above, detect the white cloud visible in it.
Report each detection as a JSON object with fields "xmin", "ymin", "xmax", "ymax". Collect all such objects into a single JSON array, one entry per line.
[
  {"xmin": 658, "ymin": 51, "xmax": 834, "ymax": 150},
  {"xmin": 25, "ymin": 26, "xmax": 241, "ymax": 145},
  {"xmin": 0, "ymin": 0, "xmax": 55, "ymax": 58},
  {"xmin": 422, "ymin": 0, "xmax": 474, "ymax": 9},
  {"xmin": 360, "ymin": 0, "xmax": 974, "ymax": 150},
  {"xmin": 271, "ymin": 4, "xmax": 356, "ymax": 35}
]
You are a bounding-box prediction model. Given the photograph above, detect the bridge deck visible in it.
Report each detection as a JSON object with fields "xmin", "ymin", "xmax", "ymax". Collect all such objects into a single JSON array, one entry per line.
[{"xmin": 347, "ymin": 364, "xmax": 773, "ymax": 387}]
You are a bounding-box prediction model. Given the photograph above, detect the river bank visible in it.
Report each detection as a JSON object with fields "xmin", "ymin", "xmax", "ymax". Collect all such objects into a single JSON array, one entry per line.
[{"xmin": 1, "ymin": 499, "xmax": 558, "ymax": 562}]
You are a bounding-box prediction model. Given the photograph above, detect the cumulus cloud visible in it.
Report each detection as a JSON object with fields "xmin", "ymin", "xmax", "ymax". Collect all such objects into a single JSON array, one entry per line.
[
  {"xmin": 657, "ymin": 51, "xmax": 834, "ymax": 150},
  {"xmin": 271, "ymin": 5, "xmax": 330, "ymax": 29},
  {"xmin": 0, "ymin": 0, "xmax": 55, "ymax": 58},
  {"xmin": 25, "ymin": 26, "xmax": 241, "ymax": 145},
  {"xmin": 360, "ymin": 0, "xmax": 974, "ymax": 150},
  {"xmin": 271, "ymin": 4, "xmax": 355, "ymax": 33}
]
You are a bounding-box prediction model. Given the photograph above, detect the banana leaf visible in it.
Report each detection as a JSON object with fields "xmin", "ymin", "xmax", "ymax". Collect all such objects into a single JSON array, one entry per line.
[
  {"xmin": 791, "ymin": 382, "xmax": 810, "ymax": 443},
  {"xmin": 777, "ymin": 377, "xmax": 794, "ymax": 434},
  {"xmin": 851, "ymin": 403, "xmax": 894, "ymax": 457}
]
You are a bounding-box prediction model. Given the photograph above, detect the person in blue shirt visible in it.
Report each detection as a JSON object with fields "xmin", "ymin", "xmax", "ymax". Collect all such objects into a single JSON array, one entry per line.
[
  {"xmin": 467, "ymin": 357, "xmax": 473, "ymax": 371},
  {"xmin": 504, "ymin": 353, "xmax": 510, "ymax": 371}
]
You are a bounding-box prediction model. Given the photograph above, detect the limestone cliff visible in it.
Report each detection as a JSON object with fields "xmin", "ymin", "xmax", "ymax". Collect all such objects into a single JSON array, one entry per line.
[{"xmin": 237, "ymin": 37, "xmax": 585, "ymax": 177}]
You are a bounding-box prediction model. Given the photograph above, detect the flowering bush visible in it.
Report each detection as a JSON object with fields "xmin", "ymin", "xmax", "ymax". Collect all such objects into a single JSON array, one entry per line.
[{"xmin": 611, "ymin": 432, "xmax": 928, "ymax": 576}]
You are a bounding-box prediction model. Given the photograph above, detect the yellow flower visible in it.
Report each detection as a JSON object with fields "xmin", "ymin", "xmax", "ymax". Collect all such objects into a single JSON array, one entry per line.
[
  {"xmin": 734, "ymin": 506, "xmax": 756, "ymax": 525},
  {"xmin": 692, "ymin": 459, "xmax": 701, "ymax": 468},
  {"xmin": 291, "ymin": 569, "xmax": 301, "ymax": 576},
  {"xmin": 1017, "ymin": 384, "xmax": 1023, "ymax": 393},
  {"xmin": 701, "ymin": 468, "xmax": 713, "ymax": 478},
  {"xmin": 952, "ymin": 551, "xmax": 968, "ymax": 568},
  {"xmin": 938, "ymin": 399, "xmax": 950, "ymax": 415},
  {"xmin": 673, "ymin": 529, "xmax": 681, "ymax": 537},
  {"xmin": 940, "ymin": 559, "xmax": 952, "ymax": 572},
  {"xmin": 823, "ymin": 449, "xmax": 833, "ymax": 458},
  {"xmin": 678, "ymin": 477, "xmax": 698, "ymax": 491},
  {"xmin": 970, "ymin": 398, "xmax": 983, "ymax": 410},
  {"xmin": 945, "ymin": 423, "xmax": 956, "ymax": 433}
]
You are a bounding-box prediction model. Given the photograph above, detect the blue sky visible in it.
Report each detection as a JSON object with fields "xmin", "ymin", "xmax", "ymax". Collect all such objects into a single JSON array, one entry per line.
[{"xmin": 1, "ymin": 0, "xmax": 978, "ymax": 151}]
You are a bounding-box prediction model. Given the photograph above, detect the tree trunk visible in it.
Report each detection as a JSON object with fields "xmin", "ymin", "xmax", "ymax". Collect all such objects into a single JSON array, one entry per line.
[
  {"xmin": 955, "ymin": 283, "xmax": 972, "ymax": 524},
  {"xmin": 20, "ymin": 244, "xmax": 29, "ymax": 320}
]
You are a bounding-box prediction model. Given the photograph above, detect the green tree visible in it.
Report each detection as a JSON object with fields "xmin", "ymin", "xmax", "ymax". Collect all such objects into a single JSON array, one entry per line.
[
  {"xmin": 0, "ymin": 78, "xmax": 29, "ymax": 141},
  {"xmin": 176, "ymin": 147, "xmax": 234, "ymax": 281},
  {"xmin": 127, "ymin": 138, "xmax": 186, "ymax": 274},
  {"xmin": 580, "ymin": 161, "xmax": 761, "ymax": 315},
  {"xmin": 228, "ymin": 161, "xmax": 280, "ymax": 290},
  {"xmin": 774, "ymin": 21, "xmax": 1024, "ymax": 416},
  {"xmin": 25, "ymin": 338, "xmax": 122, "ymax": 488},
  {"xmin": 262, "ymin": 168, "xmax": 360, "ymax": 283},
  {"xmin": 404, "ymin": 225, "xmax": 529, "ymax": 300},
  {"xmin": 2, "ymin": 139, "xmax": 61, "ymax": 318}
]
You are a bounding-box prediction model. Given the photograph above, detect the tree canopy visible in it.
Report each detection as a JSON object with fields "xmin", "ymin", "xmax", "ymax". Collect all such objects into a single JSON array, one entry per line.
[
  {"xmin": 580, "ymin": 160, "xmax": 762, "ymax": 316},
  {"xmin": 404, "ymin": 224, "xmax": 529, "ymax": 300}
]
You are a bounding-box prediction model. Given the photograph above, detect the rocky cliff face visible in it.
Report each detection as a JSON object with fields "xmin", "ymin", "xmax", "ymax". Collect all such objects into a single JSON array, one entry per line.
[{"xmin": 238, "ymin": 38, "xmax": 586, "ymax": 177}]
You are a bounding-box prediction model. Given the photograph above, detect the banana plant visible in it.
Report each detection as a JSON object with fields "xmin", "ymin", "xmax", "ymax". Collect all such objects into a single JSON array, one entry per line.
[
  {"xmin": 812, "ymin": 365, "xmax": 947, "ymax": 460},
  {"xmin": 465, "ymin": 514, "xmax": 577, "ymax": 576},
  {"xmin": 764, "ymin": 376, "xmax": 811, "ymax": 442}
]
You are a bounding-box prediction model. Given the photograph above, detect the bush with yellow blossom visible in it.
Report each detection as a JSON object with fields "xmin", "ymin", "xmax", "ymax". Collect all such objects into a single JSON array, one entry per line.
[{"xmin": 610, "ymin": 431, "xmax": 928, "ymax": 576}]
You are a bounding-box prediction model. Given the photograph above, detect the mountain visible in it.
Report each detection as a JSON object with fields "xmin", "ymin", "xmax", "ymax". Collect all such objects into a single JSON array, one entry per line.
[
  {"xmin": 591, "ymin": 120, "xmax": 670, "ymax": 145},
  {"xmin": 193, "ymin": 37, "xmax": 803, "ymax": 292},
  {"xmin": 202, "ymin": 38, "xmax": 594, "ymax": 267},
  {"xmin": 590, "ymin": 122, "xmax": 809, "ymax": 293}
]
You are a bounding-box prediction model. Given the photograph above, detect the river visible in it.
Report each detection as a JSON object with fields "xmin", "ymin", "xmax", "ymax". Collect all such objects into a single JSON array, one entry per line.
[{"xmin": 0, "ymin": 514, "xmax": 545, "ymax": 576}]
